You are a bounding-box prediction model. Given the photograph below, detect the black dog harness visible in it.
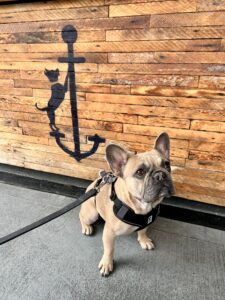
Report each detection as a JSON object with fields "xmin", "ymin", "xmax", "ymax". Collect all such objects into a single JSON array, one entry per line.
[{"xmin": 110, "ymin": 179, "xmax": 160, "ymax": 231}]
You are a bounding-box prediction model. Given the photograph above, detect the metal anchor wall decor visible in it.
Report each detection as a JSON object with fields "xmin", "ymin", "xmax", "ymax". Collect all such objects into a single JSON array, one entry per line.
[{"xmin": 35, "ymin": 25, "xmax": 105, "ymax": 162}]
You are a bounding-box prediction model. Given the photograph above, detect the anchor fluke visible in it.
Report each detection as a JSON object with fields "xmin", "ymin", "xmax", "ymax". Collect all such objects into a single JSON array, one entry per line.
[
  {"xmin": 50, "ymin": 131, "xmax": 65, "ymax": 138},
  {"xmin": 88, "ymin": 134, "xmax": 105, "ymax": 144}
]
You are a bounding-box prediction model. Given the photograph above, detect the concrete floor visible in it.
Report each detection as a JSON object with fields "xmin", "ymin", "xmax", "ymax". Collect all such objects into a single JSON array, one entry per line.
[{"xmin": 0, "ymin": 182, "xmax": 225, "ymax": 300}]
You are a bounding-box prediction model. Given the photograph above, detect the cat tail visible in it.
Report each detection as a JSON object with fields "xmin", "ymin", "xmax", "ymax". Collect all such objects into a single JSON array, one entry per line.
[{"xmin": 35, "ymin": 103, "xmax": 48, "ymax": 111}]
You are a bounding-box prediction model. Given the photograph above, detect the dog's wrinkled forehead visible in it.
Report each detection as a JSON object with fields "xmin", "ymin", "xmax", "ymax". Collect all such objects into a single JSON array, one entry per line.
[
  {"xmin": 123, "ymin": 149, "xmax": 163, "ymax": 178},
  {"xmin": 138, "ymin": 149, "xmax": 163, "ymax": 167}
]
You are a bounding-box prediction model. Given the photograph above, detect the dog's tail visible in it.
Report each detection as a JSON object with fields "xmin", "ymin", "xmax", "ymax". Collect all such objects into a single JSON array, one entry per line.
[{"xmin": 35, "ymin": 103, "xmax": 48, "ymax": 111}]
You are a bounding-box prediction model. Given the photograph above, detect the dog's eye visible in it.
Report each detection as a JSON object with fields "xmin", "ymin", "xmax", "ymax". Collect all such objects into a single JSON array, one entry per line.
[
  {"xmin": 136, "ymin": 168, "xmax": 146, "ymax": 177},
  {"xmin": 164, "ymin": 161, "xmax": 171, "ymax": 171}
]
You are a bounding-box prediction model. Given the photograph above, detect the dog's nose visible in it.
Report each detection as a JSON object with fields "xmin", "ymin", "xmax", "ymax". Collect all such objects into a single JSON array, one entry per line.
[{"xmin": 153, "ymin": 170, "xmax": 166, "ymax": 182}]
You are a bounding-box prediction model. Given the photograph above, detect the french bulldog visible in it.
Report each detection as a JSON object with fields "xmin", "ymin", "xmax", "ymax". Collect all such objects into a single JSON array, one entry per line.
[{"xmin": 79, "ymin": 132, "xmax": 174, "ymax": 276}]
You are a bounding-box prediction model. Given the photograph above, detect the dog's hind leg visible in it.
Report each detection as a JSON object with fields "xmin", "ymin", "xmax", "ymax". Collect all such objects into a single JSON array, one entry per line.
[{"xmin": 79, "ymin": 197, "xmax": 99, "ymax": 235}]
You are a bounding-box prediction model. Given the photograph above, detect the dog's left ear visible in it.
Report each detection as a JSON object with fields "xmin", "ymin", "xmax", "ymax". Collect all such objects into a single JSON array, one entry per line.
[
  {"xmin": 154, "ymin": 132, "xmax": 170, "ymax": 160},
  {"xmin": 106, "ymin": 144, "xmax": 129, "ymax": 176}
]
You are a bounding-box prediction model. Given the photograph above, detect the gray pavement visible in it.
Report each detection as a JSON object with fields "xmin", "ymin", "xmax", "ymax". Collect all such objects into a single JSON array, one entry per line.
[{"xmin": 0, "ymin": 182, "xmax": 225, "ymax": 300}]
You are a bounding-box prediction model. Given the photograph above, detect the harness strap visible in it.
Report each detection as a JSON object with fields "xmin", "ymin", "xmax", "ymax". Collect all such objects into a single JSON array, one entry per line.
[{"xmin": 110, "ymin": 180, "xmax": 160, "ymax": 231}]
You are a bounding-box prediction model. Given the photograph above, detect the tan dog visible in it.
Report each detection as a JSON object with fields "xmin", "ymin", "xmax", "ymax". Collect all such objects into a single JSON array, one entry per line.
[{"xmin": 79, "ymin": 132, "xmax": 174, "ymax": 276}]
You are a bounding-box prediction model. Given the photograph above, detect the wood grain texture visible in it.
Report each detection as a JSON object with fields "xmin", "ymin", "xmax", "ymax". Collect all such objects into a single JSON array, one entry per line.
[
  {"xmin": 191, "ymin": 120, "xmax": 225, "ymax": 132},
  {"xmin": 29, "ymin": 39, "xmax": 221, "ymax": 53},
  {"xmin": 0, "ymin": 16, "xmax": 149, "ymax": 34},
  {"xmin": 151, "ymin": 11, "xmax": 225, "ymax": 28},
  {"xmin": 123, "ymin": 124, "xmax": 225, "ymax": 143},
  {"xmin": 0, "ymin": 52, "xmax": 106, "ymax": 64},
  {"xmin": 186, "ymin": 159, "xmax": 225, "ymax": 173},
  {"xmin": 19, "ymin": 67, "xmax": 225, "ymax": 81},
  {"xmin": 0, "ymin": 31, "xmax": 106, "ymax": 44},
  {"xmin": 189, "ymin": 141, "xmax": 225, "ymax": 152},
  {"xmin": 106, "ymin": 26, "xmax": 225, "ymax": 41},
  {"xmin": 130, "ymin": 85, "xmax": 225, "ymax": 99},
  {"xmin": 0, "ymin": 0, "xmax": 224, "ymax": 206},
  {"xmin": 79, "ymin": 100, "xmax": 225, "ymax": 121},
  {"xmin": 106, "ymin": 0, "xmax": 172, "ymax": 4},
  {"xmin": 197, "ymin": 0, "xmax": 225, "ymax": 12},
  {"xmin": 0, "ymin": 6, "xmax": 109, "ymax": 24},
  {"xmin": 0, "ymin": 1, "xmax": 105, "ymax": 13},
  {"xmin": 109, "ymin": 0, "xmax": 196, "ymax": 17},
  {"xmin": 86, "ymin": 93, "xmax": 225, "ymax": 110},
  {"xmin": 98, "ymin": 63, "xmax": 225, "ymax": 76},
  {"xmin": 154, "ymin": 52, "xmax": 225, "ymax": 64}
]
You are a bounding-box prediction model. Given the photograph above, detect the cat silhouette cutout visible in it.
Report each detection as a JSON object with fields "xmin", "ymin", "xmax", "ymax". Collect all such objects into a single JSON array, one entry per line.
[{"xmin": 35, "ymin": 68, "xmax": 68, "ymax": 131}]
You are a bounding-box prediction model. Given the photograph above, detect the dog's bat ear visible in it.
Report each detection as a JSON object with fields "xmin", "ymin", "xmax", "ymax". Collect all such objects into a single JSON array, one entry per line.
[
  {"xmin": 154, "ymin": 132, "xmax": 170, "ymax": 160},
  {"xmin": 106, "ymin": 144, "xmax": 129, "ymax": 176}
]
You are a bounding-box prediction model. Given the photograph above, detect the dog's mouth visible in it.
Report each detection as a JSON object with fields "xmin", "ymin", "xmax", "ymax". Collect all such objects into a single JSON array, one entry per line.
[
  {"xmin": 143, "ymin": 183, "xmax": 175, "ymax": 203},
  {"xmin": 158, "ymin": 185, "xmax": 174, "ymax": 198}
]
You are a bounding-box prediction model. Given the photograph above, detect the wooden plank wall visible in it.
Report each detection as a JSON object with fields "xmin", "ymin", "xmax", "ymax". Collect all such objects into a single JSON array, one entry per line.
[{"xmin": 0, "ymin": 0, "xmax": 224, "ymax": 206}]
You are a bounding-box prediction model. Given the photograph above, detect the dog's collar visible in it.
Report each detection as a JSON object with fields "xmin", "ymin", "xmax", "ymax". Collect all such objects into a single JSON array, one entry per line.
[{"xmin": 110, "ymin": 180, "xmax": 160, "ymax": 231}]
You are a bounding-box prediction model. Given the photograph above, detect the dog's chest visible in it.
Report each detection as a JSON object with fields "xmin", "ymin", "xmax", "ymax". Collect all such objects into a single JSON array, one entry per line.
[
  {"xmin": 113, "ymin": 222, "xmax": 138, "ymax": 236},
  {"xmin": 136, "ymin": 201, "xmax": 152, "ymax": 213}
]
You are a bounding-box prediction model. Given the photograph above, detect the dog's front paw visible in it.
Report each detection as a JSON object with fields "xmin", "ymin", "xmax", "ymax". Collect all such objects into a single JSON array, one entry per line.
[
  {"xmin": 82, "ymin": 224, "xmax": 94, "ymax": 235},
  {"xmin": 98, "ymin": 257, "xmax": 113, "ymax": 277},
  {"xmin": 138, "ymin": 237, "xmax": 155, "ymax": 250}
]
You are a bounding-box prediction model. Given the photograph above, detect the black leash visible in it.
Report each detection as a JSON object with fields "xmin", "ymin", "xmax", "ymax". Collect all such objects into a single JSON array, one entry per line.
[{"xmin": 0, "ymin": 171, "xmax": 116, "ymax": 245}]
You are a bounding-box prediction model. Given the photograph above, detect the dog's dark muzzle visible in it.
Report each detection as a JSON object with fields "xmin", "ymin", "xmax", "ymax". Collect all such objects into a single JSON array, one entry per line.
[
  {"xmin": 144, "ymin": 169, "xmax": 175, "ymax": 202},
  {"xmin": 152, "ymin": 170, "xmax": 167, "ymax": 183},
  {"xmin": 159, "ymin": 176, "xmax": 175, "ymax": 198}
]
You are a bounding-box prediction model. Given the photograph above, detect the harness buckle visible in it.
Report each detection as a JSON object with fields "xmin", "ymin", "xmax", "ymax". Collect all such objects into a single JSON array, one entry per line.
[
  {"xmin": 100, "ymin": 170, "xmax": 117, "ymax": 184},
  {"xmin": 95, "ymin": 171, "xmax": 117, "ymax": 193}
]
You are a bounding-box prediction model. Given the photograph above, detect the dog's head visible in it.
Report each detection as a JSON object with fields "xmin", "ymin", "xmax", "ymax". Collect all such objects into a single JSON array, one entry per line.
[{"xmin": 106, "ymin": 133, "xmax": 175, "ymax": 205}]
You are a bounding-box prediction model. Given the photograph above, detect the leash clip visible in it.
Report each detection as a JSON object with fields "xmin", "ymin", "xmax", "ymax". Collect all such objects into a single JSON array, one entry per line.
[
  {"xmin": 95, "ymin": 171, "xmax": 117, "ymax": 192},
  {"xmin": 100, "ymin": 170, "xmax": 117, "ymax": 184}
]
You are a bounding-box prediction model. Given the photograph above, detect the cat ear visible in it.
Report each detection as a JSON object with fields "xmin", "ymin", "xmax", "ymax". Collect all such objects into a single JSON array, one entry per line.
[{"xmin": 44, "ymin": 68, "xmax": 48, "ymax": 74}]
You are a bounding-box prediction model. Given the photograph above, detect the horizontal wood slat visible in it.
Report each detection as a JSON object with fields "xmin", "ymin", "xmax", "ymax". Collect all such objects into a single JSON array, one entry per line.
[
  {"xmin": 0, "ymin": 31, "xmax": 106, "ymax": 44},
  {"xmin": 98, "ymin": 63, "xmax": 225, "ymax": 76},
  {"xmin": 0, "ymin": 6, "xmax": 109, "ymax": 24},
  {"xmin": 0, "ymin": 16, "xmax": 150, "ymax": 34},
  {"xmin": 0, "ymin": 1, "xmax": 105, "ymax": 13},
  {"xmin": 28, "ymin": 39, "xmax": 221, "ymax": 53},
  {"xmin": 196, "ymin": 0, "xmax": 225, "ymax": 12},
  {"xmin": 109, "ymin": 0, "xmax": 196, "ymax": 17},
  {"xmin": 151, "ymin": 11, "xmax": 225, "ymax": 28},
  {"xmin": 106, "ymin": 26, "xmax": 225, "ymax": 41}
]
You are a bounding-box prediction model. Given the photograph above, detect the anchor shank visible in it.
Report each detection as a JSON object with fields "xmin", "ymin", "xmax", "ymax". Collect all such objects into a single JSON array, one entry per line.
[{"xmin": 67, "ymin": 42, "xmax": 80, "ymax": 156}]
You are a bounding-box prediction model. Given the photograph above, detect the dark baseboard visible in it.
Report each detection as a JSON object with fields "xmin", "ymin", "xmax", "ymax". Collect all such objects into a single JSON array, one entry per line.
[
  {"xmin": 0, "ymin": 164, "xmax": 224, "ymax": 231},
  {"xmin": 160, "ymin": 197, "xmax": 225, "ymax": 231}
]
